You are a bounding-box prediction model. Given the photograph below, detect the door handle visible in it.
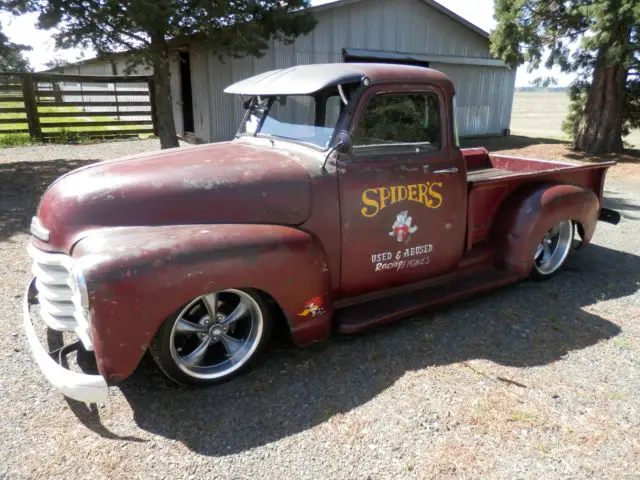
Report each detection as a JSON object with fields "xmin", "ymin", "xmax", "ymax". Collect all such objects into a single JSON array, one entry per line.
[{"xmin": 433, "ymin": 167, "xmax": 459, "ymax": 175}]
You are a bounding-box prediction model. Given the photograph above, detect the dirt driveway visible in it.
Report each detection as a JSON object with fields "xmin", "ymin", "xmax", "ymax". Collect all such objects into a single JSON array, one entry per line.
[{"xmin": 0, "ymin": 140, "xmax": 638, "ymax": 479}]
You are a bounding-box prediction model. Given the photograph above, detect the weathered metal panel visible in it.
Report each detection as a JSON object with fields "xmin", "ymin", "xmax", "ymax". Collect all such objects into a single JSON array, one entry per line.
[
  {"xmin": 190, "ymin": 44, "xmax": 211, "ymax": 140},
  {"xmin": 500, "ymin": 68, "xmax": 517, "ymax": 134},
  {"xmin": 312, "ymin": 14, "xmax": 333, "ymax": 53},
  {"xmin": 208, "ymin": 53, "xmax": 236, "ymax": 142},
  {"xmin": 431, "ymin": 62, "xmax": 516, "ymax": 137},
  {"xmin": 76, "ymin": 63, "xmax": 113, "ymax": 76},
  {"xmin": 330, "ymin": 7, "xmax": 350, "ymax": 50}
]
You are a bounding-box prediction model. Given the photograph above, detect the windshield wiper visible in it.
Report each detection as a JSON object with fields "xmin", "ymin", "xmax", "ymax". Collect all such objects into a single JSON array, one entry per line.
[{"xmin": 253, "ymin": 97, "xmax": 275, "ymax": 137}]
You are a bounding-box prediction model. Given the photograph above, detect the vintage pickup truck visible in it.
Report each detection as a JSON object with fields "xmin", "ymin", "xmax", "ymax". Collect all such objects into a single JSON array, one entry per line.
[{"xmin": 24, "ymin": 63, "xmax": 619, "ymax": 402}]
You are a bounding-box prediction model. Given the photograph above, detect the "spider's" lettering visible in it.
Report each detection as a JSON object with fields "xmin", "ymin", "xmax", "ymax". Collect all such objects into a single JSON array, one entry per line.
[{"xmin": 361, "ymin": 182, "xmax": 444, "ymax": 218}]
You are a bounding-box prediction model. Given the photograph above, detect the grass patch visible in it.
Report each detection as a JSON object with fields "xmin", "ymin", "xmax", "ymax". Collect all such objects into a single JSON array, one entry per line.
[
  {"xmin": 535, "ymin": 443, "xmax": 549, "ymax": 455},
  {"xmin": 612, "ymin": 336, "xmax": 633, "ymax": 350},
  {"xmin": 508, "ymin": 410, "xmax": 537, "ymax": 422},
  {"xmin": 1, "ymin": 100, "xmax": 153, "ymax": 146},
  {"xmin": 0, "ymin": 133, "xmax": 33, "ymax": 147}
]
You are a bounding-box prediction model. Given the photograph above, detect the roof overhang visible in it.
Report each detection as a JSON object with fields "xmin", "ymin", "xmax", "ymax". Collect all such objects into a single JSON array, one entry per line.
[
  {"xmin": 343, "ymin": 48, "xmax": 509, "ymax": 68},
  {"xmin": 223, "ymin": 64, "xmax": 365, "ymax": 95}
]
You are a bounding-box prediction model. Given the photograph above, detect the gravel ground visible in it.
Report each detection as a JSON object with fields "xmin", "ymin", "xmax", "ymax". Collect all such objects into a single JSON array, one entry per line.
[{"xmin": 0, "ymin": 139, "xmax": 638, "ymax": 479}]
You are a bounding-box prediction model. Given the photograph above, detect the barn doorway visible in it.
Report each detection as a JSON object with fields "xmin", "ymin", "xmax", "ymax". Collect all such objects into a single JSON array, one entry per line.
[
  {"xmin": 179, "ymin": 51, "xmax": 195, "ymax": 133},
  {"xmin": 342, "ymin": 48, "xmax": 431, "ymax": 68}
]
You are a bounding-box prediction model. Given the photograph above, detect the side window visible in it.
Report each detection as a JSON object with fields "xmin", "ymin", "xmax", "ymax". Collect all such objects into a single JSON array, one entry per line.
[
  {"xmin": 352, "ymin": 92, "xmax": 442, "ymax": 154},
  {"xmin": 325, "ymin": 95, "xmax": 342, "ymax": 128}
]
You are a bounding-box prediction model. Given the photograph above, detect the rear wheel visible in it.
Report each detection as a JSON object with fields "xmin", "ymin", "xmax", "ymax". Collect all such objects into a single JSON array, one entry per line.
[
  {"xmin": 151, "ymin": 288, "xmax": 272, "ymax": 386},
  {"xmin": 531, "ymin": 220, "xmax": 574, "ymax": 279}
]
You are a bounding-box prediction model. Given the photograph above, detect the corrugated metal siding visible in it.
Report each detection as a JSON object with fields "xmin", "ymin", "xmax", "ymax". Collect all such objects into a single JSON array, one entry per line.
[
  {"xmin": 431, "ymin": 63, "xmax": 516, "ymax": 136},
  {"xmin": 189, "ymin": 0, "xmax": 515, "ymax": 141}
]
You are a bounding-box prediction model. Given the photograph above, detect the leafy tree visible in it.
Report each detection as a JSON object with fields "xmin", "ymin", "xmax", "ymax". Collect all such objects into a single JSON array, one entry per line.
[
  {"xmin": 0, "ymin": 23, "xmax": 31, "ymax": 72},
  {"xmin": 3, "ymin": 0, "xmax": 316, "ymax": 148},
  {"xmin": 529, "ymin": 76, "xmax": 558, "ymax": 89},
  {"xmin": 491, "ymin": 0, "xmax": 640, "ymax": 153}
]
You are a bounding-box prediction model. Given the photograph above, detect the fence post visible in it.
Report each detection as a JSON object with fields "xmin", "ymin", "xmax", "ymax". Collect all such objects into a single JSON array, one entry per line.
[
  {"xmin": 147, "ymin": 77, "xmax": 159, "ymax": 136},
  {"xmin": 21, "ymin": 73, "xmax": 41, "ymax": 139}
]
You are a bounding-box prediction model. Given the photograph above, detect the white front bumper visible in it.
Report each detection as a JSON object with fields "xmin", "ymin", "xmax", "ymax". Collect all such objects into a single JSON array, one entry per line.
[{"xmin": 23, "ymin": 279, "xmax": 109, "ymax": 403}]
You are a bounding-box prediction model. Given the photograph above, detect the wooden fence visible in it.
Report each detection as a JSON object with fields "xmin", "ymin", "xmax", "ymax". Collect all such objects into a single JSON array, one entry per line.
[{"xmin": 0, "ymin": 72, "xmax": 158, "ymax": 139}]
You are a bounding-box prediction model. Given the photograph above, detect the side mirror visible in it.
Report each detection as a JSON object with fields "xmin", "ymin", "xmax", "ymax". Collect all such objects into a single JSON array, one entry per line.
[
  {"xmin": 323, "ymin": 131, "xmax": 353, "ymax": 171},
  {"xmin": 333, "ymin": 130, "xmax": 353, "ymax": 154}
]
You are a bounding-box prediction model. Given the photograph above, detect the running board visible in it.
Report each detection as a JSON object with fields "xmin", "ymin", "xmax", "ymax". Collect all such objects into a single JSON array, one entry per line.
[{"xmin": 336, "ymin": 267, "xmax": 518, "ymax": 334}]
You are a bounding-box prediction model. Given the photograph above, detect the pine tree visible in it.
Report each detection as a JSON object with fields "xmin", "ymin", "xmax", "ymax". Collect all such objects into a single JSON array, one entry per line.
[
  {"xmin": 491, "ymin": 0, "xmax": 640, "ymax": 153},
  {"xmin": 3, "ymin": 0, "xmax": 316, "ymax": 148}
]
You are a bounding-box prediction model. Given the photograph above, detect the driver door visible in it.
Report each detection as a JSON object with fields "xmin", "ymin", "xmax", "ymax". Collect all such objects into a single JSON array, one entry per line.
[{"xmin": 337, "ymin": 86, "xmax": 466, "ymax": 297}]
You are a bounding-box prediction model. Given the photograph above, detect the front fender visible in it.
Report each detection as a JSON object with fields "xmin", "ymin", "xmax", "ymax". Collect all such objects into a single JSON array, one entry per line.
[
  {"xmin": 72, "ymin": 224, "xmax": 332, "ymax": 383},
  {"xmin": 492, "ymin": 184, "xmax": 600, "ymax": 275}
]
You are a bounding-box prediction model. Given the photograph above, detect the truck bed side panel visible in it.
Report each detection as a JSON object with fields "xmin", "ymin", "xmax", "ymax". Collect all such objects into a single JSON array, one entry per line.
[{"xmin": 466, "ymin": 164, "xmax": 611, "ymax": 248}]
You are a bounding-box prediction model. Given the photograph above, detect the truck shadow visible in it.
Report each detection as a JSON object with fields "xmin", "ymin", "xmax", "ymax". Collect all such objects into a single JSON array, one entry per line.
[
  {"xmin": 115, "ymin": 243, "xmax": 636, "ymax": 456},
  {"xmin": 603, "ymin": 189, "xmax": 640, "ymax": 220},
  {"xmin": 0, "ymin": 159, "xmax": 97, "ymax": 242}
]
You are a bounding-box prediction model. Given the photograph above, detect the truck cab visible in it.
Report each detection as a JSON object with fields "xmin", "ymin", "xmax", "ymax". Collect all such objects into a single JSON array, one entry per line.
[
  {"xmin": 229, "ymin": 64, "xmax": 469, "ymax": 298},
  {"xmin": 23, "ymin": 64, "xmax": 617, "ymax": 403}
]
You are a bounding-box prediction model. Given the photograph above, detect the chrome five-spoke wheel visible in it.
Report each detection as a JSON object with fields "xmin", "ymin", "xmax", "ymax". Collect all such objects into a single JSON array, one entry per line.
[
  {"xmin": 151, "ymin": 289, "xmax": 272, "ymax": 385},
  {"xmin": 532, "ymin": 220, "xmax": 574, "ymax": 279}
]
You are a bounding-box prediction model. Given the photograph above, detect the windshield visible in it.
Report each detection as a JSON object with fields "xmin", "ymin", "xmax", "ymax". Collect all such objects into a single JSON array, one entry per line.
[{"xmin": 240, "ymin": 94, "xmax": 344, "ymax": 150}]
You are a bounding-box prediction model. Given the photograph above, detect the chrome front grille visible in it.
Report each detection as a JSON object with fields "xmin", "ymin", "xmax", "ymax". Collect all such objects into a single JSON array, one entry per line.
[{"xmin": 27, "ymin": 243, "xmax": 93, "ymax": 350}]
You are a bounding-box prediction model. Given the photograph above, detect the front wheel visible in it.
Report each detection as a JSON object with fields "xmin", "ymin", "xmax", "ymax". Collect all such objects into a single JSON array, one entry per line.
[
  {"xmin": 151, "ymin": 288, "xmax": 272, "ymax": 386},
  {"xmin": 531, "ymin": 220, "xmax": 574, "ymax": 279}
]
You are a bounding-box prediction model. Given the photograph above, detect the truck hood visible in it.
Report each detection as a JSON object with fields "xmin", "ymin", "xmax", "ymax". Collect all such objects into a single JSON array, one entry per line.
[{"xmin": 35, "ymin": 142, "xmax": 312, "ymax": 252}]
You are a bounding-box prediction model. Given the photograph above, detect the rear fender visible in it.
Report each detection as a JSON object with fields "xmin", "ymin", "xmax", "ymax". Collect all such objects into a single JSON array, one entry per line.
[
  {"xmin": 492, "ymin": 184, "xmax": 600, "ymax": 275},
  {"xmin": 72, "ymin": 224, "xmax": 333, "ymax": 383}
]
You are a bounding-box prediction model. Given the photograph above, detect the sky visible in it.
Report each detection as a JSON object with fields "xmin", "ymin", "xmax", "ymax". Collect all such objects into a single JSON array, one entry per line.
[{"xmin": 0, "ymin": 0, "xmax": 576, "ymax": 87}]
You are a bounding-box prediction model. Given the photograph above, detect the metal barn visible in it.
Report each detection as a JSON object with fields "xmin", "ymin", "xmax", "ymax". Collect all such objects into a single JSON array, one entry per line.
[
  {"xmin": 175, "ymin": 0, "xmax": 516, "ymax": 142},
  {"xmin": 49, "ymin": 0, "xmax": 516, "ymax": 143}
]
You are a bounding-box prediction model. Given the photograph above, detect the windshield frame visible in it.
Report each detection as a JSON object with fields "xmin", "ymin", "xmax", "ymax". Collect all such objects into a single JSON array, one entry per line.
[{"xmin": 235, "ymin": 90, "xmax": 347, "ymax": 152}]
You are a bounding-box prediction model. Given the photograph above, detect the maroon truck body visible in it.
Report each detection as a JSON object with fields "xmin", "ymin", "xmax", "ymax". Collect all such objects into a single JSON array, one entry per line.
[{"xmin": 23, "ymin": 64, "xmax": 616, "ymax": 402}]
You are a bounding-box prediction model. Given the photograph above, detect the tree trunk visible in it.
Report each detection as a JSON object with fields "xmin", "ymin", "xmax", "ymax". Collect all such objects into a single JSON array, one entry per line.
[
  {"xmin": 150, "ymin": 40, "xmax": 179, "ymax": 149},
  {"xmin": 574, "ymin": 52, "xmax": 628, "ymax": 153}
]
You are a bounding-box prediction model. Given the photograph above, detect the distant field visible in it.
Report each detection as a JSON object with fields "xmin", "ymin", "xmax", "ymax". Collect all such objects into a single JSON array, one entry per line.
[{"xmin": 510, "ymin": 92, "xmax": 640, "ymax": 149}]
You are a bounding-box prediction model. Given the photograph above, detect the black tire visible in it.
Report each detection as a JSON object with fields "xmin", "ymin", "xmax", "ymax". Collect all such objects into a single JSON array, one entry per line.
[
  {"xmin": 150, "ymin": 288, "xmax": 272, "ymax": 386},
  {"xmin": 530, "ymin": 220, "xmax": 574, "ymax": 280}
]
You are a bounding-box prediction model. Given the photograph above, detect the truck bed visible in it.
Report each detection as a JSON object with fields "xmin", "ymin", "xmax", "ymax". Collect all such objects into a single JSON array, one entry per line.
[
  {"xmin": 460, "ymin": 147, "xmax": 615, "ymax": 248},
  {"xmin": 462, "ymin": 147, "xmax": 595, "ymax": 184}
]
